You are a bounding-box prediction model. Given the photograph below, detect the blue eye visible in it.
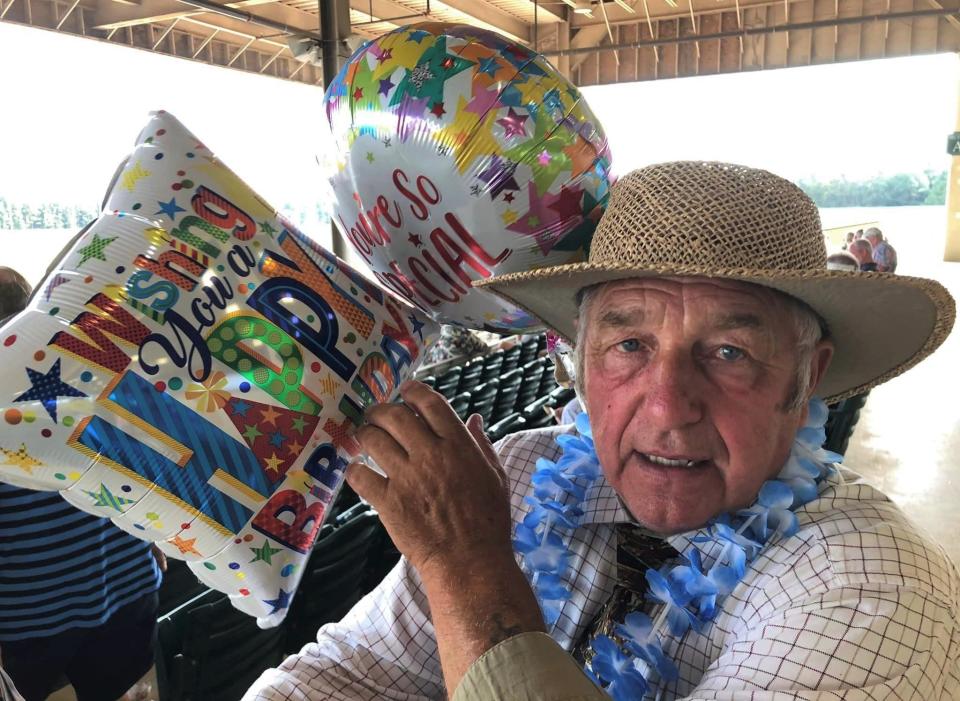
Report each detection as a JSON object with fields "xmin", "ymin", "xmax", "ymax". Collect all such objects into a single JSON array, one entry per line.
[
  {"xmin": 717, "ymin": 345, "xmax": 745, "ymax": 361},
  {"xmin": 618, "ymin": 339, "xmax": 640, "ymax": 352}
]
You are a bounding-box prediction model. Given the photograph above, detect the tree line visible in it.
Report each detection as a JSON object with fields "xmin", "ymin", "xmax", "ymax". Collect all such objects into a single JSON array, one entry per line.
[
  {"xmin": 1, "ymin": 172, "xmax": 949, "ymax": 230},
  {"xmin": 0, "ymin": 197, "xmax": 98, "ymax": 230},
  {"xmin": 798, "ymin": 170, "xmax": 947, "ymax": 207}
]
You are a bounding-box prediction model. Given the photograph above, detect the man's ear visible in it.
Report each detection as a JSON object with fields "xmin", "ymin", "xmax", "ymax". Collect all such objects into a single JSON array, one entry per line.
[{"xmin": 806, "ymin": 339, "xmax": 835, "ymax": 402}]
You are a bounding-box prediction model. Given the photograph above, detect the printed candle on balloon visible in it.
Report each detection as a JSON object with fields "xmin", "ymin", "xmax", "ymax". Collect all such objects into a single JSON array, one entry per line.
[
  {"xmin": 0, "ymin": 111, "xmax": 439, "ymax": 627},
  {"xmin": 323, "ymin": 22, "xmax": 614, "ymax": 333}
]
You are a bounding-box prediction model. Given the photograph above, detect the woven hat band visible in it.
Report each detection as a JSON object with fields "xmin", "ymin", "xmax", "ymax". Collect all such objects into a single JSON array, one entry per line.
[{"xmin": 590, "ymin": 162, "xmax": 828, "ymax": 271}]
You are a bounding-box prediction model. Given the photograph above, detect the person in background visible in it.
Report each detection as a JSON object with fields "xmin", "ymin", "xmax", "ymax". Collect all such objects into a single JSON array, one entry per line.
[
  {"xmin": 0, "ymin": 268, "xmax": 30, "ymax": 323},
  {"xmin": 423, "ymin": 325, "xmax": 490, "ymax": 366},
  {"xmin": 842, "ymin": 231, "xmax": 855, "ymax": 250},
  {"xmin": 0, "ymin": 269, "xmax": 165, "ymax": 701},
  {"xmin": 848, "ymin": 239, "xmax": 878, "ymax": 271},
  {"xmin": 826, "ymin": 251, "xmax": 860, "ymax": 271},
  {"xmin": 865, "ymin": 227, "xmax": 898, "ymax": 272}
]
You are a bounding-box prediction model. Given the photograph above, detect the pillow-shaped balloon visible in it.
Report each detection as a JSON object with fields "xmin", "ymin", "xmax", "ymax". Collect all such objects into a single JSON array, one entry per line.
[
  {"xmin": 0, "ymin": 111, "xmax": 439, "ymax": 626},
  {"xmin": 323, "ymin": 22, "xmax": 614, "ymax": 333}
]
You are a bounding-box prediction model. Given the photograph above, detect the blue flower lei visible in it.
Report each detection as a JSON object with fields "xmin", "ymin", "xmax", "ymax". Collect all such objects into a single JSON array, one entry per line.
[{"xmin": 513, "ymin": 399, "xmax": 842, "ymax": 700}]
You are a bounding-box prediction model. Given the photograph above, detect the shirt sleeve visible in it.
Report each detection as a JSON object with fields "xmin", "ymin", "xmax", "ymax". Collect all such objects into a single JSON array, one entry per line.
[
  {"xmin": 452, "ymin": 632, "xmax": 605, "ymax": 701},
  {"xmin": 684, "ymin": 583, "xmax": 959, "ymax": 699},
  {"xmin": 242, "ymin": 557, "xmax": 445, "ymax": 701}
]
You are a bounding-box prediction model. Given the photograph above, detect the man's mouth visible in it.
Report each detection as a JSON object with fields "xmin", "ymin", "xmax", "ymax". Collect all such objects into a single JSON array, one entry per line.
[{"xmin": 637, "ymin": 452, "xmax": 708, "ymax": 469}]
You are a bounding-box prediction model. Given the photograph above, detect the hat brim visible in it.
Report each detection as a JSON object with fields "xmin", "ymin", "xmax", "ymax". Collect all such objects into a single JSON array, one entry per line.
[{"xmin": 476, "ymin": 263, "xmax": 956, "ymax": 403}]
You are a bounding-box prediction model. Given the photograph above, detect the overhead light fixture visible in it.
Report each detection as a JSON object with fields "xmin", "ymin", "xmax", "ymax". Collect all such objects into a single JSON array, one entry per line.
[{"xmin": 573, "ymin": 0, "xmax": 594, "ymax": 15}]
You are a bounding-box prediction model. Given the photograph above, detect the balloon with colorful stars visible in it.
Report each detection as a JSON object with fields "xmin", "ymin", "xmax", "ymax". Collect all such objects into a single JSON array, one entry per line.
[
  {"xmin": 0, "ymin": 111, "xmax": 439, "ymax": 626},
  {"xmin": 323, "ymin": 22, "xmax": 613, "ymax": 333}
]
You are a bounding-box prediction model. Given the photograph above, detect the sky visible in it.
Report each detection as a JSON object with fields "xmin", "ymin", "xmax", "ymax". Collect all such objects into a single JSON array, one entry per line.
[{"xmin": 0, "ymin": 21, "xmax": 957, "ymax": 211}]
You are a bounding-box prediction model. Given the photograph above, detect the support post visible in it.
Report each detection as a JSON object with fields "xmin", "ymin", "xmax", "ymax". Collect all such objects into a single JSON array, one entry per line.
[
  {"xmin": 320, "ymin": 0, "xmax": 349, "ymax": 259},
  {"xmin": 945, "ymin": 52, "xmax": 960, "ymax": 262}
]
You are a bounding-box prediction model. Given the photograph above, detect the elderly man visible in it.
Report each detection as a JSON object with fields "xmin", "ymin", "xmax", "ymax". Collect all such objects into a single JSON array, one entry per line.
[
  {"xmin": 864, "ymin": 227, "xmax": 898, "ymax": 272},
  {"xmin": 245, "ymin": 162, "xmax": 958, "ymax": 700},
  {"xmin": 847, "ymin": 239, "xmax": 878, "ymax": 271}
]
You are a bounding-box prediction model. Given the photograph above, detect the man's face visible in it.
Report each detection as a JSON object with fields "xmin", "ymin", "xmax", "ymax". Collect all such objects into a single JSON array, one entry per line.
[{"xmin": 581, "ymin": 277, "xmax": 819, "ymax": 534}]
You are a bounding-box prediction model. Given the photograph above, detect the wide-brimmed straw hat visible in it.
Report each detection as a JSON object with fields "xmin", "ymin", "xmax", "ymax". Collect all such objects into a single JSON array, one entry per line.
[{"xmin": 476, "ymin": 161, "xmax": 955, "ymax": 403}]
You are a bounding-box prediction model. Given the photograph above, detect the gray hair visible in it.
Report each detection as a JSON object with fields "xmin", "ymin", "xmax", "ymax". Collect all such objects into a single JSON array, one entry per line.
[{"xmin": 572, "ymin": 282, "xmax": 826, "ymax": 414}]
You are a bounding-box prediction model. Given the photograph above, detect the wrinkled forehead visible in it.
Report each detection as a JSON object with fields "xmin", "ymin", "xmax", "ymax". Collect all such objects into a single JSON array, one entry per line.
[{"xmin": 581, "ymin": 276, "xmax": 797, "ymax": 332}]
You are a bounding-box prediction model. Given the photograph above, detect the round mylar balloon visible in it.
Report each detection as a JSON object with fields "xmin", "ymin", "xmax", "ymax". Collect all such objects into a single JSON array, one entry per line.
[
  {"xmin": 0, "ymin": 111, "xmax": 438, "ymax": 627},
  {"xmin": 323, "ymin": 22, "xmax": 613, "ymax": 332}
]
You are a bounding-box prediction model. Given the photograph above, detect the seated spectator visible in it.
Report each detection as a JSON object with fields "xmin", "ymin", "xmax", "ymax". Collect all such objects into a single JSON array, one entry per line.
[
  {"xmin": 842, "ymin": 231, "xmax": 855, "ymax": 250},
  {"xmin": 865, "ymin": 227, "xmax": 898, "ymax": 272},
  {"xmin": 0, "ymin": 268, "xmax": 30, "ymax": 322},
  {"xmin": 423, "ymin": 325, "xmax": 490, "ymax": 366},
  {"xmin": 826, "ymin": 251, "xmax": 860, "ymax": 271},
  {"xmin": 848, "ymin": 239, "xmax": 878, "ymax": 271},
  {"xmin": 0, "ymin": 269, "xmax": 164, "ymax": 701}
]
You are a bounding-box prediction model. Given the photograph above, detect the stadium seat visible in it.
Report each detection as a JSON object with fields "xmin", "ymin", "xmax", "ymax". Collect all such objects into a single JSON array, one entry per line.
[
  {"xmin": 486, "ymin": 412, "xmax": 526, "ymax": 442},
  {"xmin": 156, "ymin": 587, "xmax": 286, "ymax": 701},
  {"xmin": 824, "ymin": 391, "xmax": 870, "ymax": 455}
]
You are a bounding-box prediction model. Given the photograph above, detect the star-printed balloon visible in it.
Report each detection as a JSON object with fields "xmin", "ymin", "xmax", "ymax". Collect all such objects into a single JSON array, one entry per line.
[
  {"xmin": 0, "ymin": 111, "xmax": 439, "ymax": 626},
  {"xmin": 323, "ymin": 22, "xmax": 614, "ymax": 333}
]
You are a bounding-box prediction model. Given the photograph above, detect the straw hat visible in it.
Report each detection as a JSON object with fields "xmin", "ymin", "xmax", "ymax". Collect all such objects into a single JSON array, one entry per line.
[{"xmin": 476, "ymin": 161, "xmax": 955, "ymax": 403}]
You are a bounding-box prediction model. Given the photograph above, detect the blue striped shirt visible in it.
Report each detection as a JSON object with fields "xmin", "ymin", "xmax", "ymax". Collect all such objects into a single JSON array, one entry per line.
[{"xmin": 0, "ymin": 483, "xmax": 162, "ymax": 642}]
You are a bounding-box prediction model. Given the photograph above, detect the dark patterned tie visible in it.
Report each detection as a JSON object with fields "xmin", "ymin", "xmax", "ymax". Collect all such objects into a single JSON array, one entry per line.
[{"xmin": 572, "ymin": 522, "xmax": 681, "ymax": 665}]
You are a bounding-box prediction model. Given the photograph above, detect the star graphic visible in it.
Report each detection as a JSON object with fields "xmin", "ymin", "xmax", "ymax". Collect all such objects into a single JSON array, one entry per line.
[
  {"xmin": 170, "ymin": 534, "xmax": 202, "ymax": 556},
  {"xmin": 366, "ymin": 152, "xmax": 375, "ymax": 164},
  {"xmin": 501, "ymin": 209, "xmax": 518, "ymax": 224},
  {"xmin": 230, "ymin": 400, "xmax": 251, "ymax": 418},
  {"xmin": 548, "ymin": 185, "xmax": 586, "ymax": 224},
  {"xmin": 76, "ymin": 234, "xmax": 118, "ymax": 266},
  {"xmin": 155, "ymin": 197, "xmax": 186, "ymax": 221},
  {"xmin": 0, "ymin": 444, "xmax": 42, "ymax": 474},
  {"xmin": 464, "ymin": 83, "xmax": 500, "ymax": 116},
  {"xmin": 396, "ymin": 94, "xmax": 430, "ymax": 141},
  {"xmin": 498, "ymin": 84, "xmax": 523, "ymax": 107},
  {"xmin": 408, "ymin": 314, "xmax": 426, "ymax": 341},
  {"xmin": 537, "ymin": 150, "xmax": 551, "ymax": 166},
  {"xmin": 477, "ymin": 55, "xmax": 500, "ymax": 77},
  {"xmin": 14, "ymin": 359, "xmax": 87, "ymax": 423},
  {"xmin": 375, "ymin": 47, "xmax": 393, "ymax": 64},
  {"xmin": 290, "ymin": 416, "xmax": 308, "ymax": 435},
  {"xmin": 469, "ymin": 184, "xmax": 482, "ymax": 196},
  {"xmin": 287, "ymin": 439, "xmax": 304, "ymax": 456},
  {"xmin": 406, "ymin": 29, "xmax": 430, "ymax": 43},
  {"xmin": 260, "ymin": 221, "xmax": 277, "ymax": 237},
  {"xmin": 503, "ymin": 192, "xmax": 515, "ymax": 203},
  {"xmin": 268, "ymin": 430, "xmax": 286, "ymax": 449},
  {"xmin": 263, "ymin": 587, "xmax": 292, "ymax": 614},
  {"xmin": 382, "ymin": 137, "xmax": 392, "ymax": 148},
  {"xmin": 408, "ymin": 232, "xmax": 423, "ymax": 248},
  {"xmin": 352, "ymin": 86, "xmax": 364, "ymax": 101},
  {"xmin": 85, "ymin": 483, "xmax": 135, "ymax": 512},
  {"xmin": 121, "ymin": 161, "xmax": 151, "ymax": 191},
  {"xmin": 249, "ymin": 539, "xmax": 282, "ymax": 565},
  {"xmin": 43, "ymin": 274, "xmax": 70, "ymax": 302},
  {"xmin": 430, "ymin": 101, "xmax": 446, "ymax": 118},
  {"xmin": 563, "ymin": 135, "xmax": 598, "ymax": 180},
  {"xmin": 264, "ymin": 453, "xmax": 284, "ymax": 473},
  {"xmin": 496, "ymin": 107, "xmax": 529, "ymax": 138},
  {"xmin": 392, "ymin": 37, "xmax": 474, "ymax": 112},
  {"xmin": 477, "ymin": 155, "xmax": 519, "ymax": 199},
  {"xmin": 507, "ymin": 182, "xmax": 581, "ymax": 255},
  {"xmin": 242, "ymin": 424, "xmax": 263, "ymax": 442},
  {"xmin": 378, "ymin": 77, "xmax": 395, "ymax": 96},
  {"xmin": 259, "ymin": 405, "xmax": 282, "ymax": 426}
]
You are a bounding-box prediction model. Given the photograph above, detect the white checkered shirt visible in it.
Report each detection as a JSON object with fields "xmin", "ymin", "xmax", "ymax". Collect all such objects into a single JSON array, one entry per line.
[{"xmin": 245, "ymin": 426, "xmax": 960, "ymax": 700}]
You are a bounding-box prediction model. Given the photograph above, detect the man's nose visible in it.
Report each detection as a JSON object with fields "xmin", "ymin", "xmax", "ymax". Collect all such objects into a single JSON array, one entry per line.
[{"xmin": 641, "ymin": 349, "xmax": 704, "ymax": 429}]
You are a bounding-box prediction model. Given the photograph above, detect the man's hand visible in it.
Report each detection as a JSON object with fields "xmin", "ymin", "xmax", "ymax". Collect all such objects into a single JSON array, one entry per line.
[
  {"xmin": 346, "ymin": 380, "xmax": 513, "ymax": 578},
  {"xmin": 346, "ymin": 380, "xmax": 544, "ymax": 697}
]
